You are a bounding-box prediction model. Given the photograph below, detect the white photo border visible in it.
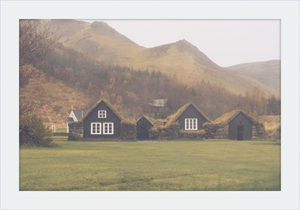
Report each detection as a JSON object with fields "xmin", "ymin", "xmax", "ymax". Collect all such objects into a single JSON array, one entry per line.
[{"xmin": 1, "ymin": 1, "xmax": 299, "ymax": 210}]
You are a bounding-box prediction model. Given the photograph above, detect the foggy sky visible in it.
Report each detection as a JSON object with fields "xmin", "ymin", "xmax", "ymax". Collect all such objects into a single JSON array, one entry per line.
[{"xmin": 82, "ymin": 20, "xmax": 280, "ymax": 67}]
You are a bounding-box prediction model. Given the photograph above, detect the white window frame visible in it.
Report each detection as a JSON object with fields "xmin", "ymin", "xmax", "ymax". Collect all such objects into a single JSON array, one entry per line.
[
  {"xmin": 98, "ymin": 110, "xmax": 107, "ymax": 118},
  {"xmin": 103, "ymin": 122, "xmax": 114, "ymax": 135},
  {"xmin": 91, "ymin": 122, "xmax": 101, "ymax": 134},
  {"xmin": 185, "ymin": 118, "xmax": 198, "ymax": 130}
]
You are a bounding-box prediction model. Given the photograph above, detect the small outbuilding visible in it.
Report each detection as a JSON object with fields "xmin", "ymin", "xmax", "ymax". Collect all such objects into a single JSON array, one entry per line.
[
  {"xmin": 203, "ymin": 110, "xmax": 266, "ymax": 140},
  {"xmin": 136, "ymin": 116, "xmax": 153, "ymax": 140},
  {"xmin": 136, "ymin": 116, "xmax": 165, "ymax": 140},
  {"xmin": 228, "ymin": 111, "xmax": 254, "ymax": 140}
]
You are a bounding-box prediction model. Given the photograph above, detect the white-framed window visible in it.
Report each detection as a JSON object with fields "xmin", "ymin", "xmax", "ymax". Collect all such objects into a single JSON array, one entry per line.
[
  {"xmin": 185, "ymin": 118, "xmax": 198, "ymax": 130},
  {"xmin": 103, "ymin": 122, "xmax": 114, "ymax": 134},
  {"xmin": 91, "ymin": 122, "xmax": 101, "ymax": 134},
  {"xmin": 98, "ymin": 110, "xmax": 106, "ymax": 118}
]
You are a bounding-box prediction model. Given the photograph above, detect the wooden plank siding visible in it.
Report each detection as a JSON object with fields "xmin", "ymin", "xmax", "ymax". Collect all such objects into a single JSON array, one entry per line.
[
  {"xmin": 228, "ymin": 112, "xmax": 253, "ymax": 140},
  {"xmin": 136, "ymin": 116, "xmax": 153, "ymax": 140},
  {"xmin": 83, "ymin": 101, "xmax": 121, "ymax": 138},
  {"xmin": 176, "ymin": 104, "xmax": 208, "ymax": 130}
]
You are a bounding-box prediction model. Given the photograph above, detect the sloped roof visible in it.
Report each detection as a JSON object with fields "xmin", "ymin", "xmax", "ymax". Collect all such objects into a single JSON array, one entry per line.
[
  {"xmin": 136, "ymin": 115, "xmax": 165, "ymax": 127},
  {"xmin": 213, "ymin": 110, "xmax": 256, "ymax": 125},
  {"xmin": 78, "ymin": 99, "xmax": 123, "ymax": 122},
  {"xmin": 165, "ymin": 103, "xmax": 211, "ymax": 126},
  {"xmin": 148, "ymin": 99, "xmax": 168, "ymax": 107},
  {"xmin": 72, "ymin": 110, "xmax": 88, "ymax": 121},
  {"xmin": 228, "ymin": 110, "xmax": 255, "ymax": 124}
]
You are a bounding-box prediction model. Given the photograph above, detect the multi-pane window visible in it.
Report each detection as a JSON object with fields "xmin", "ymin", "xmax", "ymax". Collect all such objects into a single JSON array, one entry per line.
[
  {"xmin": 103, "ymin": 123, "xmax": 114, "ymax": 134},
  {"xmin": 185, "ymin": 118, "xmax": 197, "ymax": 130},
  {"xmin": 98, "ymin": 110, "xmax": 106, "ymax": 118},
  {"xmin": 91, "ymin": 123, "xmax": 101, "ymax": 134}
]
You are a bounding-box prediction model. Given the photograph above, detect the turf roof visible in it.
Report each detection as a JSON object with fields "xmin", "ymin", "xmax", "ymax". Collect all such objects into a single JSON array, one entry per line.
[
  {"xmin": 213, "ymin": 110, "xmax": 256, "ymax": 125},
  {"xmin": 144, "ymin": 116, "xmax": 165, "ymax": 127},
  {"xmin": 77, "ymin": 99, "xmax": 123, "ymax": 122},
  {"xmin": 165, "ymin": 103, "xmax": 211, "ymax": 126}
]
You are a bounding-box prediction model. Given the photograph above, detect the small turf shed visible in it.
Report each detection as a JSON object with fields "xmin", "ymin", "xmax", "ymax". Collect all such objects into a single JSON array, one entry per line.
[
  {"xmin": 136, "ymin": 116, "xmax": 153, "ymax": 140},
  {"xmin": 169, "ymin": 103, "xmax": 211, "ymax": 130},
  {"xmin": 136, "ymin": 116, "xmax": 164, "ymax": 139},
  {"xmin": 228, "ymin": 111, "xmax": 254, "ymax": 140},
  {"xmin": 203, "ymin": 110, "xmax": 265, "ymax": 140}
]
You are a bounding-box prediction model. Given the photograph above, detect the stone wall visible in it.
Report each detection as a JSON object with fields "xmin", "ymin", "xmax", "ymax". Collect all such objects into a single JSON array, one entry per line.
[
  {"xmin": 252, "ymin": 123, "xmax": 266, "ymax": 139},
  {"xmin": 213, "ymin": 122, "xmax": 266, "ymax": 139},
  {"xmin": 214, "ymin": 125, "xmax": 229, "ymax": 139},
  {"xmin": 68, "ymin": 122, "xmax": 84, "ymax": 140}
]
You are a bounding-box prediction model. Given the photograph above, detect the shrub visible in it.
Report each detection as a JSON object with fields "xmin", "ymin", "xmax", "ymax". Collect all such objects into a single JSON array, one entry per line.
[
  {"xmin": 120, "ymin": 119, "xmax": 136, "ymax": 140},
  {"xmin": 160, "ymin": 123, "xmax": 180, "ymax": 140},
  {"xmin": 20, "ymin": 115, "xmax": 57, "ymax": 147},
  {"xmin": 149, "ymin": 127, "xmax": 160, "ymax": 139},
  {"xmin": 179, "ymin": 129, "xmax": 206, "ymax": 139}
]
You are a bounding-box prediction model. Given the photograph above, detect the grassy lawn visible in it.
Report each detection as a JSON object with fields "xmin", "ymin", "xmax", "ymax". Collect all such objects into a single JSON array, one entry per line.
[
  {"xmin": 51, "ymin": 136, "xmax": 68, "ymax": 141},
  {"xmin": 19, "ymin": 140, "xmax": 281, "ymax": 191},
  {"xmin": 54, "ymin": 128, "xmax": 67, "ymax": 133}
]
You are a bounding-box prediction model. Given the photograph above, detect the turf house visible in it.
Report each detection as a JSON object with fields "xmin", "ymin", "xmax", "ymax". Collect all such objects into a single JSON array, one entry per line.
[
  {"xmin": 171, "ymin": 103, "xmax": 211, "ymax": 130},
  {"xmin": 136, "ymin": 116, "xmax": 165, "ymax": 140},
  {"xmin": 68, "ymin": 99, "xmax": 127, "ymax": 140},
  {"xmin": 203, "ymin": 110, "xmax": 266, "ymax": 140},
  {"xmin": 148, "ymin": 103, "xmax": 211, "ymax": 140},
  {"xmin": 136, "ymin": 116, "xmax": 153, "ymax": 140},
  {"xmin": 65, "ymin": 109, "xmax": 88, "ymax": 133}
]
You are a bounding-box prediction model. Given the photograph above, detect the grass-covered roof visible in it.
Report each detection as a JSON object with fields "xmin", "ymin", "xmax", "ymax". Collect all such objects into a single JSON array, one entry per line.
[
  {"xmin": 212, "ymin": 110, "xmax": 257, "ymax": 126},
  {"xmin": 165, "ymin": 103, "xmax": 211, "ymax": 126},
  {"xmin": 143, "ymin": 116, "xmax": 165, "ymax": 127},
  {"xmin": 77, "ymin": 99, "xmax": 123, "ymax": 123}
]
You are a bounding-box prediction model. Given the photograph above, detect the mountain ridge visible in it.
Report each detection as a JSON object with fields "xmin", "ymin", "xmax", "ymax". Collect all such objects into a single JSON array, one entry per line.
[
  {"xmin": 49, "ymin": 19, "xmax": 280, "ymax": 98},
  {"xmin": 227, "ymin": 60, "xmax": 281, "ymax": 92}
]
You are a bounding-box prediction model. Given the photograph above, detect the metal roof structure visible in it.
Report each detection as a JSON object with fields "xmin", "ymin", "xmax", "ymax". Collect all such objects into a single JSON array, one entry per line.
[{"xmin": 148, "ymin": 99, "xmax": 168, "ymax": 107}]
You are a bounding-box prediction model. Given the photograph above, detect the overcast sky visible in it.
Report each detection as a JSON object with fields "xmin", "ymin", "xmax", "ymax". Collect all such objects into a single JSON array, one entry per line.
[{"xmin": 82, "ymin": 20, "xmax": 280, "ymax": 67}]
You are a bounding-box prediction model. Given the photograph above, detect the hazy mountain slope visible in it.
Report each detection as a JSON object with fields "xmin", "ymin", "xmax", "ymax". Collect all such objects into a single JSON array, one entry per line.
[
  {"xmin": 21, "ymin": 74, "xmax": 90, "ymax": 128},
  {"xmin": 49, "ymin": 19, "xmax": 91, "ymax": 43},
  {"xmin": 227, "ymin": 60, "xmax": 281, "ymax": 93},
  {"xmin": 50, "ymin": 20, "xmax": 280, "ymax": 98}
]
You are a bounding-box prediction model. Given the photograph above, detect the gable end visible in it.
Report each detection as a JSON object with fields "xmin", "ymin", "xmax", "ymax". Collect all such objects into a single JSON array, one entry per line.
[
  {"xmin": 228, "ymin": 111, "xmax": 254, "ymax": 124},
  {"xmin": 175, "ymin": 103, "xmax": 210, "ymax": 122}
]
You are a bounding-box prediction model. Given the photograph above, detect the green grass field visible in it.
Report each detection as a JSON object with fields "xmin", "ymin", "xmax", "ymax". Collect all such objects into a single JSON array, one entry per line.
[{"xmin": 19, "ymin": 140, "xmax": 281, "ymax": 191}]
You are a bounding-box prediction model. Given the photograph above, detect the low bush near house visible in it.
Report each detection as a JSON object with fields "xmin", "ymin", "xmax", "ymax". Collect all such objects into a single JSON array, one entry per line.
[
  {"xmin": 160, "ymin": 123, "xmax": 180, "ymax": 140},
  {"xmin": 179, "ymin": 129, "xmax": 206, "ymax": 139},
  {"xmin": 19, "ymin": 115, "xmax": 57, "ymax": 147},
  {"xmin": 120, "ymin": 119, "xmax": 136, "ymax": 140}
]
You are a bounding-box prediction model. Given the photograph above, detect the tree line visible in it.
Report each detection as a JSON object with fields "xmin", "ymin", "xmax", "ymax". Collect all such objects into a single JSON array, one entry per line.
[{"xmin": 32, "ymin": 42, "xmax": 281, "ymax": 120}]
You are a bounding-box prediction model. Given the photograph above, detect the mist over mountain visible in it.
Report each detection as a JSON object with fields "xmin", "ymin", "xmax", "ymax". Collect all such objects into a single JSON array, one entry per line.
[
  {"xmin": 227, "ymin": 60, "xmax": 281, "ymax": 93},
  {"xmin": 49, "ymin": 19, "xmax": 280, "ymax": 98}
]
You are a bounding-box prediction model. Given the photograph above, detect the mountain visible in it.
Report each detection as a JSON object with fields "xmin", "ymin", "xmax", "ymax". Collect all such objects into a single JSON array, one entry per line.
[
  {"xmin": 227, "ymin": 60, "xmax": 281, "ymax": 93},
  {"xmin": 49, "ymin": 20, "xmax": 280, "ymax": 98}
]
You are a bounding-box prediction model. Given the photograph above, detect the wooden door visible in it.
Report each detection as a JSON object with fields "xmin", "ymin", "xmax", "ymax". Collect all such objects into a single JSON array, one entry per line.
[
  {"xmin": 141, "ymin": 126, "xmax": 147, "ymax": 139},
  {"xmin": 237, "ymin": 125, "xmax": 244, "ymax": 140}
]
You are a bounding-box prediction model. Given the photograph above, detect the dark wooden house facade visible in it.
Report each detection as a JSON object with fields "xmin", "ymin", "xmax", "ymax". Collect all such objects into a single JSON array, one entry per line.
[
  {"xmin": 136, "ymin": 116, "xmax": 153, "ymax": 140},
  {"xmin": 228, "ymin": 111, "xmax": 254, "ymax": 140},
  {"xmin": 175, "ymin": 103, "xmax": 211, "ymax": 130},
  {"xmin": 72, "ymin": 100, "xmax": 122, "ymax": 139}
]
